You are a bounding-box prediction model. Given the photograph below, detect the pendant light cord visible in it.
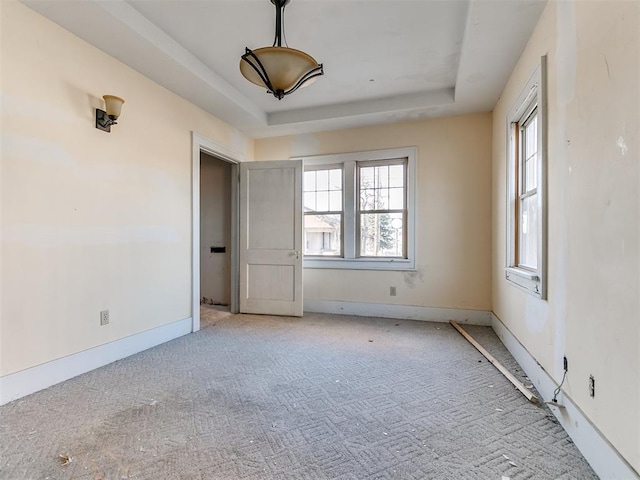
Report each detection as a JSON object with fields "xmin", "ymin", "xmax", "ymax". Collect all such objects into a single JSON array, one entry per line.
[
  {"xmin": 272, "ymin": 0, "xmax": 289, "ymax": 47},
  {"xmin": 282, "ymin": 2, "xmax": 288, "ymax": 47}
]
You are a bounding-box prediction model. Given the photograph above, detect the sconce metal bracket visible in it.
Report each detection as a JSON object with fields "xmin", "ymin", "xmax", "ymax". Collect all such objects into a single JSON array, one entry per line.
[{"xmin": 95, "ymin": 108, "xmax": 111, "ymax": 132}]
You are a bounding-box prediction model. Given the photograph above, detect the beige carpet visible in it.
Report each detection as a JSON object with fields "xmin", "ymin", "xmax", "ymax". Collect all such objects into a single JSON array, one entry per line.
[{"xmin": 0, "ymin": 312, "xmax": 597, "ymax": 479}]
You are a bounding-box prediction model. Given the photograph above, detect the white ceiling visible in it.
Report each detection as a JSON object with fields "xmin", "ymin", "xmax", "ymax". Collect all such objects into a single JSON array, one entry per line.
[{"xmin": 21, "ymin": 0, "xmax": 546, "ymax": 138}]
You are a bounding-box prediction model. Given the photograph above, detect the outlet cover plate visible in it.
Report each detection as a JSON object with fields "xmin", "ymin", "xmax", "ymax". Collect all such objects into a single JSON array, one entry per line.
[{"xmin": 100, "ymin": 310, "xmax": 110, "ymax": 326}]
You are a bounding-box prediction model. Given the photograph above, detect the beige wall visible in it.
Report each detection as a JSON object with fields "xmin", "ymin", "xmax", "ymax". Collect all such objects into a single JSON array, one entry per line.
[
  {"xmin": 0, "ymin": 1, "xmax": 252, "ymax": 375},
  {"xmin": 492, "ymin": 0, "xmax": 639, "ymax": 471},
  {"xmin": 200, "ymin": 153, "xmax": 232, "ymax": 306},
  {"xmin": 255, "ymin": 113, "xmax": 493, "ymax": 312}
]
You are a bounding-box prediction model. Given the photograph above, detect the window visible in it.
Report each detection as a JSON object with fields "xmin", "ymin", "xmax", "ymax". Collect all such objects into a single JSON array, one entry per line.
[
  {"xmin": 506, "ymin": 56, "xmax": 547, "ymax": 298},
  {"xmin": 304, "ymin": 167, "xmax": 342, "ymax": 256},
  {"xmin": 297, "ymin": 147, "xmax": 416, "ymax": 270},
  {"xmin": 358, "ymin": 160, "xmax": 406, "ymax": 258},
  {"xmin": 517, "ymin": 107, "xmax": 539, "ymax": 270}
]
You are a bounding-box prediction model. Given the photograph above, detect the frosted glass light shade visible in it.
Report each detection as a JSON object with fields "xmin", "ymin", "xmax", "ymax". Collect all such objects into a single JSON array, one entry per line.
[
  {"xmin": 240, "ymin": 46, "xmax": 321, "ymax": 92},
  {"xmin": 103, "ymin": 95, "xmax": 125, "ymax": 118}
]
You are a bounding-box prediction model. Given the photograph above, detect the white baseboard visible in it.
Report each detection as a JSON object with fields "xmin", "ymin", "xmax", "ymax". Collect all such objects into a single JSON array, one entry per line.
[
  {"xmin": 304, "ymin": 299, "xmax": 491, "ymax": 325},
  {"xmin": 491, "ymin": 313, "xmax": 639, "ymax": 480},
  {"xmin": 0, "ymin": 317, "xmax": 192, "ymax": 406}
]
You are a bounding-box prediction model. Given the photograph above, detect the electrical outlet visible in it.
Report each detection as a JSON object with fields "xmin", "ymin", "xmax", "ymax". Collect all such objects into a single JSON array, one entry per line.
[
  {"xmin": 390, "ymin": 286, "xmax": 397, "ymax": 296},
  {"xmin": 100, "ymin": 310, "xmax": 110, "ymax": 326},
  {"xmin": 589, "ymin": 375, "xmax": 595, "ymax": 397}
]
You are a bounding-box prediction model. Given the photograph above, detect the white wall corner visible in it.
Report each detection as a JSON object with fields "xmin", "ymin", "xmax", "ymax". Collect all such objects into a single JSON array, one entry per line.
[
  {"xmin": 304, "ymin": 299, "xmax": 491, "ymax": 325},
  {"xmin": 491, "ymin": 313, "xmax": 639, "ymax": 480},
  {"xmin": 0, "ymin": 317, "xmax": 192, "ymax": 406}
]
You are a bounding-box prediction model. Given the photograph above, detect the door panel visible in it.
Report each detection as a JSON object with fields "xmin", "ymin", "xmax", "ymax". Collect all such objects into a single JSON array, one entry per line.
[
  {"xmin": 246, "ymin": 168, "xmax": 296, "ymax": 250},
  {"xmin": 247, "ymin": 265, "xmax": 295, "ymax": 301},
  {"xmin": 240, "ymin": 160, "xmax": 303, "ymax": 316}
]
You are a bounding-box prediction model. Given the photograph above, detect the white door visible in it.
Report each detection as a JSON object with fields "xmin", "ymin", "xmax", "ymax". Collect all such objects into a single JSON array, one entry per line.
[{"xmin": 239, "ymin": 160, "xmax": 303, "ymax": 316}]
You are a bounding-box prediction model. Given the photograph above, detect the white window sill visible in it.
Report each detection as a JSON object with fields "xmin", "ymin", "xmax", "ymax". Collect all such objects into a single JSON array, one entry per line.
[
  {"xmin": 505, "ymin": 267, "xmax": 541, "ymax": 296},
  {"xmin": 305, "ymin": 257, "xmax": 416, "ymax": 271}
]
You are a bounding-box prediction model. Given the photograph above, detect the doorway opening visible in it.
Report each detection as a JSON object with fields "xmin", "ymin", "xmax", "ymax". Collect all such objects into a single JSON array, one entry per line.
[
  {"xmin": 191, "ymin": 132, "xmax": 243, "ymax": 332},
  {"xmin": 200, "ymin": 152, "xmax": 233, "ymax": 328}
]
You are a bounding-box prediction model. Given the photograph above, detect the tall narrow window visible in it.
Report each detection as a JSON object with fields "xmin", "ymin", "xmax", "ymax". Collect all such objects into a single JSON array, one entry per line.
[
  {"xmin": 303, "ymin": 167, "xmax": 342, "ymax": 256},
  {"xmin": 506, "ymin": 56, "xmax": 547, "ymax": 298},
  {"xmin": 517, "ymin": 106, "xmax": 538, "ymax": 270}
]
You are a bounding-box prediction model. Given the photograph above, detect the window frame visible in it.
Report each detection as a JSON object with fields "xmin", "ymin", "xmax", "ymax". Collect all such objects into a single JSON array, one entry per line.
[
  {"xmin": 356, "ymin": 159, "xmax": 408, "ymax": 259},
  {"xmin": 303, "ymin": 164, "xmax": 344, "ymax": 257},
  {"xmin": 516, "ymin": 104, "xmax": 539, "ymax": 270},
  {"xmin": 296, "ymin": 147, "xmax": 416, "ymax": 271},
  {"xmin": 505, "ymin": 56, "xmax": 547, "ymax": 298}
]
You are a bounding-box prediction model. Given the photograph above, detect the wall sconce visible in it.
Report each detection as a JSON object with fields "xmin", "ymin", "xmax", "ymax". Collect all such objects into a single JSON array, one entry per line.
[{"xmin": 95, "ymin": 95, "xmax": 125, "ymax": 132}]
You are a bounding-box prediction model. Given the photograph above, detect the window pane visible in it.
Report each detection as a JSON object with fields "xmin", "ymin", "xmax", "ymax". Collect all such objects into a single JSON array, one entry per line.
[
  {"xmin": 360, "ymin": 188, "xmax": 375, "ymax": 210},
  {"xmin": 375, "ymin": 188, "xmax": 389, "ymax": 210},
  {"xmin": 316, "ymin": 169, "xmax": 329, "ymax": 190},
  {"xmin": 304, "ymin": 192, "xmax": 316, "ymax": 211},
  {"xmin": 304, "ymin": 214, "xmax": 341, "ymax": 256},
  {"xmin": 359, "ymin": 162, "xmax": 405, "ymax": 213},
  {"xmin": 521, "ymin": 112, "xmax": 538, "ymax": 194},
  {"xmin": 305, "ymin": 167, "xmax": 343, "ymax": 214},
  {"xmin": 389, "ymin": 165, "xmax": 404, "ymax": 187},
  {"xmin": 360, "ymin": 213, "xmax": 404, "ymax": 257},
  {"xmin": 329, "ymin": 169, "xmax": 342, "ymax": 190},
  {"xmin": 525, "ymin": 116, "xmax": 537, "ymax": 158},
  {"xmin": 376, "ymin": 165, "xmax": 389, "ymax": 188},
  {"xmin": 329, "ymin": 190, "xmax": 342, "ymax": 211},
  {"xmin": 389, "ymin": 187, "xmax": 404, "ymax": 210},
  {"xmin": 519, "ymin": 195, "xmax": 538, "ymax": 269},
  {"xmin": 304, "ymin": 171, "xmax": 316, "ymax": 192},
  {"xmin": 316, "ymin": 191, "xmax": 329, "ymax": 212},
  {"xmin": 360, "ymin": 167, "xmax": 374, "ymax": 188},
  {"xmin": 525, "ymin": 156, "xmax": 537, "ymax": 191}
]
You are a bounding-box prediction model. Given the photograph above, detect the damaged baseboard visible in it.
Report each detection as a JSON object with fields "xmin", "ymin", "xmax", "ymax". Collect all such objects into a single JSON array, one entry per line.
[
  {"xmin": 0, "ymin": 317, "xmax": 192, "ymax": 406},
  {"xmin": 491, "ymin": 313, "xmax": 639, "ymax": 480},
  {"xmin": 304, "ymin": 299, "xmax": 491, "ymax": 325}
]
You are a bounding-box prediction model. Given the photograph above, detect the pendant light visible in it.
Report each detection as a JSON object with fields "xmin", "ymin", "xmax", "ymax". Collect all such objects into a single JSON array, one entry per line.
[{"xmin": 240, "ymin": 0, "xmax": 323, "ymax": 100}]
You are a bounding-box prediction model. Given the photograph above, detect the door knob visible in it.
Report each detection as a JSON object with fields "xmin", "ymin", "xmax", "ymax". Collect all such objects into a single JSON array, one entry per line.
[{"xmin": 293, "ymin": 250, "xmax": 300, "ymax": 259}]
